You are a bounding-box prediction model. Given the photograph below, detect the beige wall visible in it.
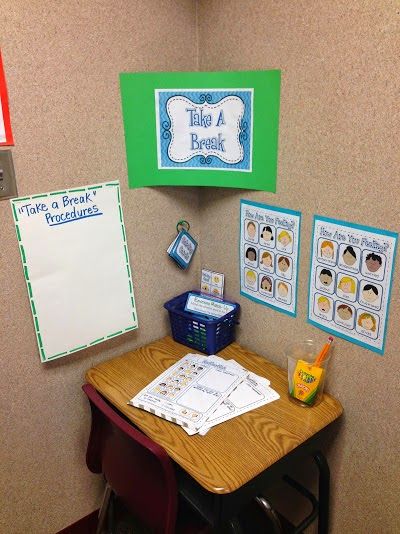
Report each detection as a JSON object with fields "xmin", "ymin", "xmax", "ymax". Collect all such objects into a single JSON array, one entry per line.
[
  {"xmin": 198, "ymin": 1, "xmax": 400, "ymax": 533},
  {"xmin": 2, "ymin": 1, "xmax": 399, "ymax": 533},
  {"xmin": 0, "ymin": 1, "xmax": 199, "ymax": 533}
]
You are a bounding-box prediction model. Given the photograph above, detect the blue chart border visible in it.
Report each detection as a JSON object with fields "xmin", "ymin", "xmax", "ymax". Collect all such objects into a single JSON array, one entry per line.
[
  {"xmin": 307, "ymin": 215, "xmax": 398, "ymax": 355},
  {"xmin": 239, "ymin": 199, "xmax": 302, "ymax": 318}
]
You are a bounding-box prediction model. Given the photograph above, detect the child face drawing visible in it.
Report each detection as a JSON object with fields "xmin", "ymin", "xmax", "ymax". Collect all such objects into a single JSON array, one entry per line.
[
  {"xmin": 262, "ymin": 255, "xmax": 272, "ymax": 267},
  {"xmin": 261, "ymin": 278, "xmax": 272, "ymax": 292},
  {"xmin": 361, "ymin": 316, "xmax": 374, "ymax": 330},
  {"xmin": 321, "ymin": 244, "xmax": 334, "ymax": 259},
  {"xmin": 366, "ymin": 255, "xmax": 382, "ymax": 272},
  {"xmin": 343, "ymin": 249, "xmax": 356, "ymax": 266},
  {"xmin": 278, "ymin": 283, "xmax": 288, "ymax": 297},
  {"xmin": 247, "ymin": 223, "xmax": 256, "ymax": 240},
  {"xmin": 318, "ymin": 299, "xmax": 330, "ymax": 313},
  {"xmin": 247, "ymin": 249, "xmax": 256, "ymax": 261},
  {"xmin": 279, "ymin": 235, "xmax": 290, "ymax": 247},
  {"xmin": 246, "ymin": 271, "xmax": 256, "ymax": 286},
  {"xmin": 362, "ymin": 287, "xmax": 378, "ymax": 303},
  {"xmin": 263, "ymin": 229, "xmax": 273, "ymax": 241},
  {"xmin": 319, "ymin": 271, "xmax": 332, "ymax": 286},
  {"xmin": 278, "ymin": 257, "xmax": 290, "ymax": 273},
  {"xmin": 341, "ymin": 280, "xmax": 353, "ymax": 294},
  {"xmin": 337, "ymin": 306, "xmax": 352, "ymax": 321}
]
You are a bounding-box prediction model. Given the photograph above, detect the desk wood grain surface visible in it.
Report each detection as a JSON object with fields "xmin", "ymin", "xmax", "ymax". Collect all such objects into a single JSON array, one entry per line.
[{"xmin": 86, "ymin": 336, "xmax": 343, "ymax": 494}]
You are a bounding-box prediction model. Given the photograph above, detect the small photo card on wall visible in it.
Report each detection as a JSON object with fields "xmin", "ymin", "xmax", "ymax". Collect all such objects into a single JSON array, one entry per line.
[
  {"xmin": 120, "ymin": 70, "xmax": 280, "ymax": 191},
  {"xmin": 201, "ymin": 268, "xmax": 225, "ymax": 298},
  {"xmin": 240, "ymin": 200, "xmax": 301, "ymax": 317},
  {"xmin": 308, "ymin": 215, "xmax": 398, "ymax": 354}
]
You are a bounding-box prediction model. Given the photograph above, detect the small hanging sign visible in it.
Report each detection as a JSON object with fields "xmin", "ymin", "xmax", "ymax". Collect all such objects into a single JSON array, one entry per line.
[{"xmin": 167, "ymin": 220, "xmax": 197, "ymax": 269}]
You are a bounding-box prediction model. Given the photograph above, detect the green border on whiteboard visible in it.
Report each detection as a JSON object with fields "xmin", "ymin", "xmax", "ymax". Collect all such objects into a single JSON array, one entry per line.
[
  {"xmin": 120, "ymin": 70, "xmax": 281, "ymax": 191},
  {"xmin": 10, "ymin": 181, "xmax": 138, "ymax": 362}
]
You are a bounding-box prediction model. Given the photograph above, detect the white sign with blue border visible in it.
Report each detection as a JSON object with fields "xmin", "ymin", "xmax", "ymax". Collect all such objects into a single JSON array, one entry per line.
[
  {"xmin": 308, "ymin": 216, "xmax": 398, "ymax": 355},
  {"xmin": 240, "ymin": 200, "xmax": 301, "ymax": 317},
  {"xmin": 155, "ymin": 89, "xmax": 253, "ymax": 171},
  {"xmin": 185, "ymin": 293, "xmax": 235, "ymax": 319}
]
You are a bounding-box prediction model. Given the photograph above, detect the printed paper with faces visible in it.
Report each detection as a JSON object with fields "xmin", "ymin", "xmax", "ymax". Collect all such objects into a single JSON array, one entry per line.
[
  {"xmin": 240, "ymin": 200, "xmax": 301, "ymax": 317},
  {"xmin": 308, "ymin": 216, "xmax": 397, "ymax": 354}
]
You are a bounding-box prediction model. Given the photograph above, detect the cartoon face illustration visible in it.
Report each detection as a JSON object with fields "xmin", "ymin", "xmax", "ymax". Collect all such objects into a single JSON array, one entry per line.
[
  {"xmin": 277, "ymin": 256, "xmax": 290, "ymax": 273},
  {"xmin": 246, "ymin": 247, "xmax": 257, "ymax": 262},
  {"xmin": 365, "ymin": 253, "xmax": 382, "ymax": 273},
  {"xmin": 337, "ymin": 304, "xmax": 352, "ymax": 321},
  {"xmin": 318, "ymin": 296, "xmax": 331, "ymax": 313},
  {"xmin": 261, "ymin": 251, "xmax": 273, "ymax": 268},
  {"xmin": 261, "ymin": 225, "xmax": 274, "ymax": 242},
  {"xmin": 319, "ymin": 269, "xmax": 333, "ymax": 286},
  {"xmin": 278, "ymin": 231, "xmax": 292, "ymax": 248},
  {"xmin": 338, "ymin": 276, "xmax": 356, "ymax": 294},
  {"xmin": 246, "ymin": 270, "xmax": 257, "ymax": 286},
  {"xmin": 320, "ymin": 240, "xmax": 334, "ymax": 259},
  {"xmin": 358, "ymin": 313, "xmax": 376, "ymax": 331},
  {"xmin": 342, "ymin": 246, "xmax": 357, "ymax": 266},
  {"xmin": 362, "ymin": 284, "xmax": 379, "ymax": 303},
  {"xmin": 247, "ymin": 221, "xmax": 256, "ymax": 240},
  {"xmin": 260, "ymin": 276, "xmax": 272, "ymax": 292},
  {"xmin": 277, "ymin": 282, "xmax": 289, "ymax": 298}
]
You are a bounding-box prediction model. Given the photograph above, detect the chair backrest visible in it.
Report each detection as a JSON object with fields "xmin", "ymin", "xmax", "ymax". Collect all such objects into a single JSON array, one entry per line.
[{"xmin": 82, "ymin": 384, "xmax": 178, "ymax": 534}]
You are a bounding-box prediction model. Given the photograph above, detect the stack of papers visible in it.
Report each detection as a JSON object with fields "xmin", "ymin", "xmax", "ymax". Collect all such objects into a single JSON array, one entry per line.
[{"xmin": 128, "ymin": 353, "xmax": 280, "ymax": 436}]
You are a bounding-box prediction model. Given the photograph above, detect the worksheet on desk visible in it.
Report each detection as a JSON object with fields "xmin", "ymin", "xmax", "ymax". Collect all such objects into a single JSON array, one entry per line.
[
  {"xmin": 183, "ymin": 356, "xmax": 280, "ymax": 435},
  {"xmin": 129, "ymin": 354, "xmax": 248, "ymax": 431}
]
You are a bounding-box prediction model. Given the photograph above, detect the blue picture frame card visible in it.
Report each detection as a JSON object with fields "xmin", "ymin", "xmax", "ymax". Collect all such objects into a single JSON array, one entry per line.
[
  {"xmin": 240, "ymin": 200, "xmax": 301, "ymax": 317},
  {"xmin": 308, "ymin": 216, "xmax": 398, "ymax": 355},
  {"xmin": 168, "ymin": 230, "xmax": 197, "ymax": 269}
]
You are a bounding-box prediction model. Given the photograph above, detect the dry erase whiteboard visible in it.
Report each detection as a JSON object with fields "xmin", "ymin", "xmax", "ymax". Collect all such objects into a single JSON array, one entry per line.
[{"xmin": 10, "ymin": 181, "xmax": 138, "ymax": 362}]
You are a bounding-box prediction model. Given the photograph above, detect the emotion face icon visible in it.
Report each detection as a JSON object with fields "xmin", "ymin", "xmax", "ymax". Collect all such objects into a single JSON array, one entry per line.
[
  {"xmin": 277, "ymin": 256, "xmax": 290, "ymax": 273},
  {"xmin": 261, "ymin": 225, "xmax": 274, "ymax": 242},
  {"xmin": 245, "ymin": 270, "xmax": 257, "ymax": 286},
  {"xmin": 338, "ymin": 276, "xmax": 356, "ymax": 295},
  {"xmin": 277, "ymin": 282, "xmax": 288, "ymax": 298},
  {"xmin": 317, "ymin": 296, "xmax": 331, "ymax": 314},
  {"xmin": 246, "ymin": 221, "xmax": 257, "ymax": 240},
  {"xmin": 260, "ymin": 276, "xmax": 272, "ymax": 292},
  {"xmin": 342, "ymin": 246, "xmax": 357, "ymax": 266},
  {"xmin": 245, "ymin": 247, "xmax": 257, "ymax": 262},
  {"xmin": 365, "ymin": 253, "xmax": 382, "ymax": 273},
  {"xmin": 319, "ymin": 269, "xmax": 333, "ymax": 287},
  {"xmin": 358, "ymin": 313, "xmax": 376, "ymax": 331},
  {"xmin": 362, "ymin": 284, "xmax": 379, "ymax": 303},
  {"xmin": 337, "ymin": 304, "xmax": 353, "ymax": 321},
  {"xmin": 320, "ymin": 240, "xmax": 334, "ymax": 259},
  {"xmin": 278, "ymin": 231, "xmax": 292, "ymax": 248},
  {"xmin": 261, "ymin": 251, "xmax": 273, "ymax": 269}
]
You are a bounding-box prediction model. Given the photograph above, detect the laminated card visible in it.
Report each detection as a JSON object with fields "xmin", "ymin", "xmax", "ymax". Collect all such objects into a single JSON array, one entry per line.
[{"xmin": 10, "ymin": 181, "xmax": 138, "ymax": 362}]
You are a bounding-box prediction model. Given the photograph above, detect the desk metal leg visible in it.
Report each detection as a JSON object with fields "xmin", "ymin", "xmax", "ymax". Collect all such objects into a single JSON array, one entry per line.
[
  {"xmin": 314, "ymin": 451, "xmax": 330, "ymax": 534},
  {"xmin": 255, "ymin": 495, "xmax": 283, "ymax": 533}
]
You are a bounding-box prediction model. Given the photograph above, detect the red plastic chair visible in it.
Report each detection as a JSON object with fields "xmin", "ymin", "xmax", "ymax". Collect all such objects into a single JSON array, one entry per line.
[{"xmin": 82, "ymin": 384, "xmax": 210, "ymax": 534}]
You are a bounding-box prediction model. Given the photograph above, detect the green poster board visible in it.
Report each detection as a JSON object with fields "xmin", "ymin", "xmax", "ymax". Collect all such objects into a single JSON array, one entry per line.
[{"xmin": 120, "ymin": 70, "xmax": 280, "ymax": 191}]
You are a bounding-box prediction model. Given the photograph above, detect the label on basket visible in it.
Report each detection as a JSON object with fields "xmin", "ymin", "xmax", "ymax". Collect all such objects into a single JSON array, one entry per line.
[{"xmin": 184, "ymin": 293, "xmax": 235, "ymax": 319}]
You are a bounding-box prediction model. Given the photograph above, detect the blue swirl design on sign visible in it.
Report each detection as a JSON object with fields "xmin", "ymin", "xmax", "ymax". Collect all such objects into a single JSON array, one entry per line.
[{"xmin": 157, "ymin": 90, "xmax": 253, "ymax": 171}]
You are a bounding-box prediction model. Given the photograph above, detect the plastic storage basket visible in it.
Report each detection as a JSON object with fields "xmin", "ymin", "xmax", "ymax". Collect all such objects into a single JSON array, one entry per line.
[{"xmin": 164, "ymin": 291, "xmax": 240, "ymax": 355}]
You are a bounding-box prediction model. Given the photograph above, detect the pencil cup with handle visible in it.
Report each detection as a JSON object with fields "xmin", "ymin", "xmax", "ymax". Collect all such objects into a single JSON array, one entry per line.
[{"xmin": 286, "ymin": 340, "xmax": 332, "ymax": 407}]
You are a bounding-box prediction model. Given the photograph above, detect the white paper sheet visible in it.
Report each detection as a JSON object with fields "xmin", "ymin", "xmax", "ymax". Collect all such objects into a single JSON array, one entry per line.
[
  {"xmin": 10, "ymin": 181, "xmax": 138, "ymax": 362},
  {"xmin": 129, "ymin": 353, "xmax": 248, "ymax": 431}
]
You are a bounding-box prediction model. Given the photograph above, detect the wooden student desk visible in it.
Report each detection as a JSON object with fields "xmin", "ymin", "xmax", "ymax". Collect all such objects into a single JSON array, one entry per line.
[{"xmin": 85, "ymin": 336, "xmax": 343, "ymax": 531}]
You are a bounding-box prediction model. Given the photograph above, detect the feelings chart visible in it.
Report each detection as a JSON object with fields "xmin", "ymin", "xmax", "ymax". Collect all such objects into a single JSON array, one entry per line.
[
  {"xmin": 240, "ymin": 200, "xmax": 301, "ymax": 317},
  {"xmin": 308, "ymin": 216, "xmax": 398, "ymax": 354}
]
